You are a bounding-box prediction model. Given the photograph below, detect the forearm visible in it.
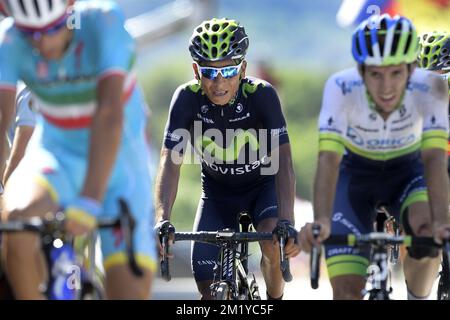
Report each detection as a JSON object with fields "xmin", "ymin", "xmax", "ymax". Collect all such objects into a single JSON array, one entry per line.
[
  {"xmin": 81, "ymin": 111, "xmax": 123, "ymax": 201},
  {"xmin": 275, "ymin": 145, "xmax": 296, "ymax": 222},
  {"xmin": 3, "ymin": 126, "xmax": 34, "ymax": 184},
  {"xmin": 423, "ymin": 151, "xmax": 449, "ymax": 227},
  {"xmin": 154, "ymin": 150, "xmax": 182, "ymax": 222},
  {"xmin": 313, "ymin": 152, "xmax": 341, "ymax": 224}
]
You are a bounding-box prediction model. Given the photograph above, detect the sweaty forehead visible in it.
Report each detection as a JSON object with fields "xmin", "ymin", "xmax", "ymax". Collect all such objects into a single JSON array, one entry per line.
[
  {"xmin": 201, "ymin": 59, "xmax": 237, "ymax": 68},
  {"xmin": 366, "ymin": 64, "xmax": 408, "ymax": 73}
]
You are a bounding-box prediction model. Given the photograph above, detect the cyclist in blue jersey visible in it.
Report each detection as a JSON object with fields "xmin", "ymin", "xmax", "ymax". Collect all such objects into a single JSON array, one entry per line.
[
  {"xmin": 299, "ymin": 15, "xmax": 450, "ymax": 300},
  {"xmin": 154, "ymin": 18, "xmax": 299, "ymax": 300},
  {"xmin": 0, "ymin": 0, "xmax": 155, "ymax": 299}
]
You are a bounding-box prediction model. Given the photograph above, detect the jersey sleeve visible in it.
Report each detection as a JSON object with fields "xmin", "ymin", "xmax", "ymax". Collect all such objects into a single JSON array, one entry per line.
[
  {"xmin": 318, "ymin": 74, "xmax": 348, "ymax": 155},
  {"xmin": 255, "ymin": 82, "xmax": 290, "ymax": 147},
  {"xmin": 162, "ymin": 85, "xmax": 195, "ymax": 154},
  {"xmin": 420, "ymin": 75, "xmax": 449, "ymax": 151},
  {"xmin": 15, "ymin": 88, "xmax": 36, "ymax": 128},
  {"xmin": 95, "ymin": 4, "xmax": 136, "ymax": 77}
]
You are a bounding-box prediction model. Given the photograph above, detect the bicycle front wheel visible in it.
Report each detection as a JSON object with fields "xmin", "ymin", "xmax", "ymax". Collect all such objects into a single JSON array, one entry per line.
[{"xmin": 215, "ymin": 282, "xmax": 231, "ymax": 300}]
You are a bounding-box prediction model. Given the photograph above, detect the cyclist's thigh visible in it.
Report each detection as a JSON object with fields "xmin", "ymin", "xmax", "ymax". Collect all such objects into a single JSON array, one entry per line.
[
  {"xmin": 394, "ymin": 170, "xmax": 430, "ymax": 235},
  {"xmin": 3, "ymin": 144, "xmax": 75, "ymax": 218},
  {"xmin": 251, "ymin": 179, "xmax": 278, "ymax": 231},
  {"xmin": 192, "ymin": 196, "xmax": 238, "ymax": 282},
  {"xmin": 325, "ymin": 171, "xmax": 371, "ymax": 281},
  {"xmin": 100, "ymin": 143, "xmax": 157, "ymax": 275}
]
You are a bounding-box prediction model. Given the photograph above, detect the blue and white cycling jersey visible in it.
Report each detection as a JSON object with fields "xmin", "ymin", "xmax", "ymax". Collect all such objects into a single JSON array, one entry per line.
[{"xmin": 0, "ymin": 0, "xmax": 156, "ymax": 272}]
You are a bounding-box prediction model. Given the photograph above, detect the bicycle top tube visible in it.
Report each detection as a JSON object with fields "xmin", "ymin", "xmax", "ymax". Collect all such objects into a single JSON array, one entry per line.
[
  {"xmin": 323, "ymin": 232, "xmax": 440, "ymax": 248},
  {"xmin": 173, "ymin": 230, "xmax": 273, "ymax": 245}
]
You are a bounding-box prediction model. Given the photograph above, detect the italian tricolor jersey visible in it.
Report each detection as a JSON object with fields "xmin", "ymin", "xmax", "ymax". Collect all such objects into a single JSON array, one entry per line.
[
  {"xmin": 0, "ymin": 0, "xmax": 145, "ymax": 139},
  {"xmin": 318, "ymin": 68, "xmax": 448, "ymax": 167}
]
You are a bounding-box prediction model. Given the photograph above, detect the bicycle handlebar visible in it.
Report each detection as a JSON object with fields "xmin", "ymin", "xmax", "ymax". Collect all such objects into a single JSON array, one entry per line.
[
  {"xmin": 159, "ymin": 228, "xmax": 293, "ymax": 283},
  {"xmin": 0, "ymin": 198, "xmax": 142, "ymax": 277},
  {"xmin": 309, "ymin": 227, "xmax": 446, "ymax": 290}
]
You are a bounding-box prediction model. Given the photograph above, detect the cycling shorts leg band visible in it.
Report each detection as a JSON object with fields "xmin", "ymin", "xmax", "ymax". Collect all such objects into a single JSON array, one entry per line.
[{"xmin": 326, "ymin": 255, "xmax": 369, "ymax": 279}]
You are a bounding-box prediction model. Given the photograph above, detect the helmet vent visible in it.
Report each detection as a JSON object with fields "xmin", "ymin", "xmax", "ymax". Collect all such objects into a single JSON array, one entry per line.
[
  {"xmin": 211, "ymin": 47, "xmax": 217, "ymax": 57},
  {"xmin": 33, "ymin": 0, "xmax": 41, "ymax": 17},
  {"xmin": 235, "ymin": 48, "xmax": 242, "ymax": 54},
  {"xmin": 18, "ymin": 0, "xmax": 27, "ymax": 15},
  {"xmin": 429, "ymin": 36, "xmax": 435, "ymax": 43},
  {"xmin": 211, "ymin": 34, "xmax": 218, "ymax": 45},
  {"xmin": 205, "ymin": 23, "xmax": 210, "ymax": 30},
  {"xmin": 223, "ymin": 22, "xmax": 229, "ymax": 29},
  {"xmin": 212, "ymin": 24, "xmax": 220, "ymax": 32},
  {"xmin": 196, "ymin": 27, "xmax": 203, "ymax": 33},
  {"xmin": 48, "ymin": 0, "xmax": 53, "ymax": 10},
  {"xmin": 231, "ymin": 42, "xmax": 238, "ymax": 49},
  {"xmin": 230, "ymin": 36, "xmax": 235, "ymax": 42},
  {"xmin": 442, "ymin": 48, "xmax": 448, "ymax": 54},
  {"xmin": 221, "ymin": 43, "xmax": 227, "ymax": 50},
  {"xmin": 404, "ymin": 33, "xmax": 413, "ymax": 55},
  {"xmin": 203, "ymin": 33, "xmax": 209, "ymax": 40}
]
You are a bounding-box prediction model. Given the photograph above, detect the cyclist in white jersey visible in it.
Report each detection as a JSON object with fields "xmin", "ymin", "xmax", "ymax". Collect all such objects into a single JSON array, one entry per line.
[
  {"xmin": 299, "ymin": 15, "xmax": 450, "ymax": 299},
  {"xmin": 418, "ymin": 31, "xmax": 450, "ymax": 162}
]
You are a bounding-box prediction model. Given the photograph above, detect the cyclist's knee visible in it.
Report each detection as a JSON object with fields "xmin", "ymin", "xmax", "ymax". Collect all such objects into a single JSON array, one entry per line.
[
  {"xmin": 260, "ymin": 241, "xmax": 279, "ymax": 263},
  {"xmin": 403, "ymin": 209, "xmax": 439, "ymax": 259},
  {"xmin": 196, "ymin": 280, "xmax": 213, "ymax": 300},
  {"xmin": 331, "ymin": 275, "xmax": 365, "ymax": 300}
]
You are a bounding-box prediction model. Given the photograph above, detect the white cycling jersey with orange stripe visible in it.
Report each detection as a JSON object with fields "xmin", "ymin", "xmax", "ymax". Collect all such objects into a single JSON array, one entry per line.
[{"xmin": 318, "ymin": 67, "xmax": 448, "ymax": 166}]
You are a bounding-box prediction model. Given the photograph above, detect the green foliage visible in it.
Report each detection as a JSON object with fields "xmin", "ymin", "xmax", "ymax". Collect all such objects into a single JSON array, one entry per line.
[{"xmin": 139, "ymin": 59, "xmax": 328, "ymax": 230}]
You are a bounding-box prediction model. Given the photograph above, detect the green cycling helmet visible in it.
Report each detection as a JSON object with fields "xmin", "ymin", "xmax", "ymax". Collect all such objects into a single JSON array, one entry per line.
[
  {"xmin": 418, "ymin": 32, "xmax": 450, "ymax": 71},
  {"xmin": 189, "ymin": 18, "xmax": 249, "ymax": 63}
]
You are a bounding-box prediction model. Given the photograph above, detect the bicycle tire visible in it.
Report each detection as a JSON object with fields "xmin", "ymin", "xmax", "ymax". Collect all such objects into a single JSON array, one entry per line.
[
  {"xmin": 215, "ymin": 282, "xmax": 231, "ymax": 300},
  {"xmin": 437, "ymin": 251, "xmax": 450, "ymax": 300}
]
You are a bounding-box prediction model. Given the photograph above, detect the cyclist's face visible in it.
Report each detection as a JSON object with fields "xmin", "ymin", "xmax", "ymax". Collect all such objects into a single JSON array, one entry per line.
[
  {"xmin": 193, "ymin": 59, "xmax": 246, "ymax": 106},
  {"xmin": 363, "ymin": 64, "xmax": 411, "ymax": 115},
  {"xmin": 29, "ymin": 28, "xmax": 72, "ymax": 60}
]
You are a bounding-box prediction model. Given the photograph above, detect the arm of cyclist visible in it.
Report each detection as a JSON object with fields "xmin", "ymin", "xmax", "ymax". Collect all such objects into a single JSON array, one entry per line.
[
  {"xmin": 0, "ymin": 89, "xmax": 17, "ymax": 192},
  {"xmin": 154, "ymin": 148, "xmax": 183, "ymax": 257},
  {"xmin": 274, "ymin": 143, "xmax": 299, "ymax": 258},
  {"xmin": 422, "ymin": 148, "xmax": 450, "ymax": 242},
  {"xmin": 65, "ymin": 74, "xmax": 125, "ymax": 235},
  {"xmin": 420, "ymin": 75, "xmax": 450, "ymax": 243},
  {"xmin": 299, "ymin": 151, "xmax": 341, "ymax": 253},
  {"xmin": 3, "ymin": 125, "xmax": 34, "ymax": 185},
  {"xmin": 299, "ymin": 75, "xmax": 346, "ymax": 252}
]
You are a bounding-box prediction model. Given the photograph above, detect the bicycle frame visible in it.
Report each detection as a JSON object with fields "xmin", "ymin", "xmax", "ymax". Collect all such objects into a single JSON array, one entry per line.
[
  {"xmin": 159, "ymin": 218, "xmax": 293, "ymax": 300},
  {"xmin": 0, "ymin": 198, "xmax": 141, "ymax": 300}
]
